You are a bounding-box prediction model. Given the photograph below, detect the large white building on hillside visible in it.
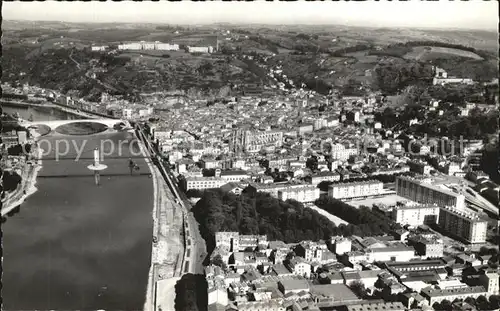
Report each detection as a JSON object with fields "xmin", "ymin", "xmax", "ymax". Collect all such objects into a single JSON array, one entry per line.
[{"xmin": 118, "ymin": 41, "xmax": 179, "ymax": 51}]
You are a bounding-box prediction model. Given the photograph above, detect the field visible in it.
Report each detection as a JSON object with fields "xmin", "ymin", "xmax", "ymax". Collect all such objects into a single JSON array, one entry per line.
[{"xmin": 403, "ymin": 46, "xmax": 484, "ymax": 61}]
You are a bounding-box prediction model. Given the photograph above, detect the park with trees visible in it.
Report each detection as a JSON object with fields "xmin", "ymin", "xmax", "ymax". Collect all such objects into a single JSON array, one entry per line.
[{"xmin": 191, "ymin": 189, "xmax": 394, "ymax": 255}]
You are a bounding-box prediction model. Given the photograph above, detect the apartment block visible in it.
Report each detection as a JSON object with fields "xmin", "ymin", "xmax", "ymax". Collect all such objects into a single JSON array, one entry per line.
[
  {"xmin": 309, "ymin": 171, "xmax": 341, "ymax": 185},
  {"xmin": 396, "ymin": 176, "xmax": 465, "ymax": 210},
  {"xmin": 214, "ymin": 232, "xmax": 268, "ymax": 252},
  {"xmin": 438, "ymin": 206, "xmax": 488, "ymax": 244},
  {"xmin": 479, "ymin": 269, "xmax": 499, "ymax": 295},
  {"xmin": 278, "ymin": 185, "xmax": 320, "ymax": 203},
  {"xmin": 408, "ymin": 236, "xmax": 444, "ymax": 259},
  {"xmin": 328, "ymin": 180, "xmax": 383, "ymax": 200},
  {"xmin": 183, "ymin": 176, "xmax": 226, "ymax": 191},
  {"xmin": 248, "ymin": 182, "xmax": 307, "ymax": 198},
  {"xmin": 392, "ymin": 204, "xmax": 440, "ymax": 227}
]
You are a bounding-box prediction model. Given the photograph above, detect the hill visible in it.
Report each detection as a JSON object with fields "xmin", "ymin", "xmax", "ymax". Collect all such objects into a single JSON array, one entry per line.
[{"xmin": 403, "ymin": 46, "xmax": 483, "ymax": 61}]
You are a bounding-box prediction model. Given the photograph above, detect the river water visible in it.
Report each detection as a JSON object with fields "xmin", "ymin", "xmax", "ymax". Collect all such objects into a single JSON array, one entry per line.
[{"xmin": 2, "ymin": 105, "xmax": 154, "ymax": 310}]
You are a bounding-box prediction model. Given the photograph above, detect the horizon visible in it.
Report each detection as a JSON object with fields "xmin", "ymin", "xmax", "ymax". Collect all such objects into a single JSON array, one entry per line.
[
  {"xmin": 3, "ymin": 1, "xmax": 499, "ymax": 31},
  {"xmin": 4, "ymin": 18, "xmax": 498, "ymax": 33}
]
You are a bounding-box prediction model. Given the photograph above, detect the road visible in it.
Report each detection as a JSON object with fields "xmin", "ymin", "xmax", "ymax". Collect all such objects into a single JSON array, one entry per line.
[
  {"xmin": 136, "ymin": 125, "xmax": 206, "ymax": 311},
  {"xmin": 69, "ymin": 50, "xmax": 81, "ymax": 69},
  {"xmin": 137, "ymin": 125, "xmax": 207, "ymax": 274}
]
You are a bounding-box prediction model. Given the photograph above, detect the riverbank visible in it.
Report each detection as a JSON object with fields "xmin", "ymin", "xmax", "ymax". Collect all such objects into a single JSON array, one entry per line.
[
  {"xmin": 2, "ymin": 99, "xmax": 113, "ymax": 120},
  {"xmin": 1, "ymin": 146, "xmax": 43, "ymax": 217}
]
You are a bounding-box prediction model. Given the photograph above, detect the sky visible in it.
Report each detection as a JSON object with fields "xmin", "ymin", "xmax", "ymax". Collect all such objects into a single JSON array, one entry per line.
[{"xmin": 3, "ymin": 1, "xmax": 499, "ymax": 30}]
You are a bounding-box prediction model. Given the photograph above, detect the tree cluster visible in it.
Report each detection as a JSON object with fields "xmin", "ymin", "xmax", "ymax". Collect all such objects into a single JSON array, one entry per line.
[
  {"xmin": 414, "ymin": 109, "xmax": 498, "ymax": 140},
  {"xmin": 2, "ymin": 170, "xmax": 22, "ymax": 192},
  {"xmin": 368, "ymin": 44, "xmax": 412, "ymax": 58},
  {"xmin": 373, "ymin": 61, "xmax": 434, "ymax": 94},
  {"xmin": 315, "ymin": 196, "xmax": 394, "ymax": 235},
  {"xmin": 174, "ymin": 274, "xmax": 208, "ymax": 311},
  {"xmin": 480, "ymin": 142, "xmax": 500, "ymax": 184},
  {"xmin": 192, "ymin": 189, "xmax": 366, "ymax": 254},
  {"xmin": 330, "ymin": 44, "xmax": 373, "ymax": 57},
  {"xmin": 8, "ymin": 144, "xmax": 31, "ymax": 156},
  {"xmin": 433, "ymin": 296, "xmax": 500, "ymax": 311}
]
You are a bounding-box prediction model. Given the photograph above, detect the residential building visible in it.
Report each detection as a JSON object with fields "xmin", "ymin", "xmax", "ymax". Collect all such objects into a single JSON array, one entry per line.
[
  {"xmin": 207, "ymin": 286, "xmax": 228, "ymax": 306},
  {"xmin": 247, "ymin": 182, "xmax": 308, "ymax": 198},
  {"xmin": 182, "ymin": 176, "xmax": 226, "ymax": 191},
  {"xmin": 122, "ymin": 108, "xmax": 133, "ymax": 119},
  {"xmin": 295, "ymin": 241, "xmax": 327, "ymax": 263},
  {"xmin": 408, "ymin": 236, "xmax": 444, "ymax": 259},
  {"xmin": 239, "ymin": 234, "xmax": 268, "ymax": 250},
  {"xmin": 297, "ymin": 124, "xmax": 314, "ymax": 135},
  {"xmin": 309, "ymin": 171, "xmax": 341, "ymax": 185},
  {"xmin": 278, "ymin": 185, "xmax": 320, "ymax": 203},
  {"xmin": 479, "ymin": 269, "xmax": 499, "ymax": 295},
  {"xmin": 200, "ymin": 159, "xmax": 220, "ymax": 169},
  {"xmin": 287, "ymin": 257, "xmax": 312, "ymax": 278},
  {"xmin": 328, "ymin": 180, "xmax": 383, "ymax": 200},
  {"xmin": 215, "ymin": 232, "xmax": 240, "ymax": 252},
  {"xmin": 396, "ymin": 176, "xmax": 466, "ymax": 211},
  {"xmin": 392, "ymin": 204, "xmax": 440, "ymax": 227},
  {"xmin": 438, "ymin": 206, "xmax": 488, "ymax": 243},
  {"xmin": 220, "ymin": 170, "xmax": 250, "ymax": 182},
  {"xmin": 17, "ymin": 131, "xmax": 27, "ymax": 145},
  {"xmin": 330, "ymin": 144, "xmax": 358, "ymax": 161},
  {"xmin": 332, "ymin": 237, "xmax": 352, "ymax": 255}
]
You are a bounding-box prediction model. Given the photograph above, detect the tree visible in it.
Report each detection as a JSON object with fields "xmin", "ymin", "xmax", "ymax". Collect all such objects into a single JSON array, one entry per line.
[
  {"xmin": 476, "ymin": 295, "xmax": 490, "ymax": 310},
  {"xmin": 186, "ymin": 189, "xmax": 203, "ymax": 198},
  {"xmin": 440, "ymin": 299, "xmax": 452, "ymax": 311},
  {"xmin": 210, "ymin": 254, "xmax": 227, "ymax": 270},
  {"xmin": 350, "ymin": 281, "xmax": 368, "ymax": 299},
  {"xmin": 2, "ymin": 171, "xmax": 22, "ymax": 192},
  {"xmin": 306, "ymin": 155, "xmax": 319, "ymax": 172},
  {"xmin": 174, "ymin": 274, "xmax": 208, "ymax": 311},
  {"xmin": 489, "ymin": 295, "xmax": 500, "ymax": 310}
]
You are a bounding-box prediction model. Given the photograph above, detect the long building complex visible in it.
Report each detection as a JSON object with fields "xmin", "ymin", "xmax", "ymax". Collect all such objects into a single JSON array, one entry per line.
[
  {"xmin": 395, "ymin": 176, "xmax": 466, "ymax": 211},
  {"xmin": 118, "ymin": 41, "xmax": 180, "ymax": 51},
  {"xmin": 277, "ymin": 185, "xmax": 320, "ymax": 203},
  {"xmin": 328, "ymin": 180, "xmax": 383, "ymax": 200}
]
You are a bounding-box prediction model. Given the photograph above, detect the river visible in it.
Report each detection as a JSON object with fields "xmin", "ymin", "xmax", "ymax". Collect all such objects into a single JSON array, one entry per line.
[{"xmin": 2, "ymin": 104, "xmax": 154, "ymax": 310}]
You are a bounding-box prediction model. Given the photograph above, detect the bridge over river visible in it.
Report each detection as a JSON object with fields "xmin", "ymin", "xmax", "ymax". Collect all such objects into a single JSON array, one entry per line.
[{"xmin": 20, "ymin": 118, "xmax": 133, "ymax": 133}]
